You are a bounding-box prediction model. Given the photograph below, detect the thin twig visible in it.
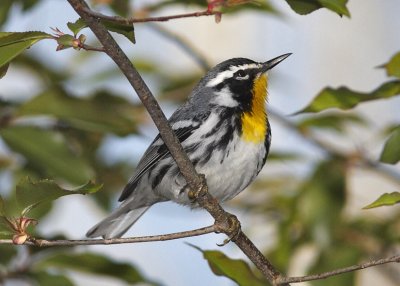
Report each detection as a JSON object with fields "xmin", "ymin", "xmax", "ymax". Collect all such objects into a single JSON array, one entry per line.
[
  {"xmin": 0, "ymin": 225, "xmax": 216, "ymax": 246},
  {"xmin": 81, "ymin": 44, "xmax": 105, "ymax": 52},
  {"xmin": 277, "ymin": 255, "xmax": 400, "ymax": 284},
  {"xmin": 82, "ymin": 7, "xmax": 219, "ymax": 25}
]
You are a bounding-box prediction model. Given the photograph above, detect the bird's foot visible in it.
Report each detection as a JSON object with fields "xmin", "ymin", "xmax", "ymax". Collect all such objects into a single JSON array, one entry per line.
[
  {"xmin": 216, "ymin": 213, "xmax": 241, "ymax": 246},
  {"xmin": 187, "ymin": 174, "xmax": 208, "ymax": 203}
]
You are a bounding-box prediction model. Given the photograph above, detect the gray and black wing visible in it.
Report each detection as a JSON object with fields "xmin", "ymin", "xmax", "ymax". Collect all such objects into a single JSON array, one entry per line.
[{"xmin": 118, "ymin": 118, "xmax": 204, "ymax": 202}]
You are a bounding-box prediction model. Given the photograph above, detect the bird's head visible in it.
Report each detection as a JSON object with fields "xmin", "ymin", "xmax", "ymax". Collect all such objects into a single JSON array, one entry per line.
[
  {"xmin": 191, "ymin": 53, "xmax": 291, "ymax": 113},
  {"xmin": 190, "ymin": 53, "xmax": 291, "ymax": 143}
]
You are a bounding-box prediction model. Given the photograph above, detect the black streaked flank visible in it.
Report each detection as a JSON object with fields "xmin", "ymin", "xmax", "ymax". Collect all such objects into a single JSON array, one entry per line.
[
  {"xmin": 119, "ymin": 123, "xmax": 201, "ymax": 202},
  {"xmin": 152, "ymin": 164, "xmax": 171, "ymax": 189}
]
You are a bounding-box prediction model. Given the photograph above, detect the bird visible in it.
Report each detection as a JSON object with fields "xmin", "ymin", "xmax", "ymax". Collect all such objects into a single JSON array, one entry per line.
[{"xmin": 87, "ymin": 53, "xmax": 291, "ymax": 239}]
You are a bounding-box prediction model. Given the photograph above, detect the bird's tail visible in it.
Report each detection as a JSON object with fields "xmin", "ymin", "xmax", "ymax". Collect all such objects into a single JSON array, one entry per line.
[{"xmin": 86, "ymin": 205, "xmax": 150, "ymax": 239}]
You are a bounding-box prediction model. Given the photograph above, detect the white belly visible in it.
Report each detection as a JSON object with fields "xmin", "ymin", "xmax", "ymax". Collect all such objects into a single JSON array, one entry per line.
[
  {"xmin": 197, "ymin": 135, "xmax": 265, "ymax": 201},
  {"xmin": 157, "ymin": 132, "xmax": 266, "ymax": 205}
]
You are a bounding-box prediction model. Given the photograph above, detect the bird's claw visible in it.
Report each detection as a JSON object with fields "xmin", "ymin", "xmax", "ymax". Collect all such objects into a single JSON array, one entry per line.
[
  {"xmin": 187, "ymin": 174, "xmax": 207, "ymax": 202},
  {"xmin": 216, "ymin": 214, "xmax": 241, "ymax": 246}
]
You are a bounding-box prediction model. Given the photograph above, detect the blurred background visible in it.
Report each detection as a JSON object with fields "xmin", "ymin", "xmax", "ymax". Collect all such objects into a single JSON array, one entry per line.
[{"xmin": 0, "ymin": 0, "xmax": 399, "ymax": 285}]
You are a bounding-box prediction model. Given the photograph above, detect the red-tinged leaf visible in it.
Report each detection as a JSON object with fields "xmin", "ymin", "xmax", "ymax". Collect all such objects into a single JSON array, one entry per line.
[{"xmin": 12, "ymin": 233, "xmax": 28, "ymax": 244}]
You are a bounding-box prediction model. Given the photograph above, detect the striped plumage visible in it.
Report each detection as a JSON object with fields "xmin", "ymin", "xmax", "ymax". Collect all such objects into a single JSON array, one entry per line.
[{"xmin": 87, "ymin": 54, "xmax": 290, "ymax": 239}]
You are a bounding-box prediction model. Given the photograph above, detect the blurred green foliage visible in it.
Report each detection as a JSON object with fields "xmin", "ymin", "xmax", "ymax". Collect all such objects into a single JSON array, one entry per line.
[
  {"xmin": 297, "ymin": 80, "xmax": 400, "ymax": 113},
  {"xmin": 0, "ymin": 0, "xmax": 399, "ymax": 286},
  {"xmin": 190, "ymin": 244, "xmax": 267, "ymax": 286},
  {"xmin": 285, "ymin": 0, "xmax": 350, "ymax": 17}
]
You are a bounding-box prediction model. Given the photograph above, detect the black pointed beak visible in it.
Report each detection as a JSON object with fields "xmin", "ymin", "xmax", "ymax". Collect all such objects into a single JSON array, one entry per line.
[{"xmin": 260, "ymin": 53, "xmax": 292, "ymax": 73}]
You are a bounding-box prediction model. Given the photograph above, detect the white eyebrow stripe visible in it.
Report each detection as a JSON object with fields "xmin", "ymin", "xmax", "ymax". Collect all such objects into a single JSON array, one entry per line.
[{"xmin": 206, "ymin": 63, "xmax": 262, "ymax": 87}]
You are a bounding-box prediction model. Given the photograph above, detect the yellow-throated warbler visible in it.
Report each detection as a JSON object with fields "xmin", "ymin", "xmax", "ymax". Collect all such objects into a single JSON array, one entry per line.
[{"xmin": 87, "ymin": 53, "xmax": 291, "ymax": 238}]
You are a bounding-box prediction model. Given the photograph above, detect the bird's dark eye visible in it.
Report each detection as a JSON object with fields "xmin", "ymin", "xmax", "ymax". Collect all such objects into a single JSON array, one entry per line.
[{"xmin": 236, "ymin": 70, "xmax": 246, "ymax": 78}]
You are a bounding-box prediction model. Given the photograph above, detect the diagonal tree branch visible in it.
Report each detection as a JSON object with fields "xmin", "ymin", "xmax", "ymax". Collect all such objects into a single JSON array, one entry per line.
[{"xmin": 67, "ymin": 0, "xmax": 287, "ymax": 285}]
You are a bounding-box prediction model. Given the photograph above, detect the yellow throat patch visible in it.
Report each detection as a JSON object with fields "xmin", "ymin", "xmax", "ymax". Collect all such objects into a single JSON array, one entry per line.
[{"xmin": 241, "ymin": 73, "xmax": 268, "ymax": 143}]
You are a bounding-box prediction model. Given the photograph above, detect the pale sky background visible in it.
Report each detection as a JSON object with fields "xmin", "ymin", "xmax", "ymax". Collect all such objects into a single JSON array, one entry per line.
[{"xmin": 1, "ymin": 0, "xmax": 400, "ymax": 285}]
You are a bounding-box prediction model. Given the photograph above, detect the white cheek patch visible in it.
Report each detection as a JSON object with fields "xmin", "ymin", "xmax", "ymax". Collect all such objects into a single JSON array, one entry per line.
[
  {"xmin": 211, "ymin": 87, "xmax": 239, "ymax": 107},
  {"xmin": 206, "ymin": 63, "xmax": 262, "ymax": 87}
]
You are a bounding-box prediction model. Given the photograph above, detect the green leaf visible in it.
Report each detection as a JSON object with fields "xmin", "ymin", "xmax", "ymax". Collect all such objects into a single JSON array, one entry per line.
[
  {"xmin": 0, "ymin": 31, "xmax": 52, "ymax": 67},
  {"xmin": 0, "ymin": 126, "xmax": 93, "ymax": 184},
  {"xmin": 0, "ymin": 62, "xmax": 9, "ymax": 78},
  {"xmin": 67, "ymin": 18, "xmax": 87, "ymax": 36},
  {"xmin": 297, "ymin": 80, "xmax": 400, "ymax": 113},
  {"xmin": 384, "ymin": 52, "xmax": 400, "ymax": 78},
  {"xmin": 297, "ymin": 113, "xmax": 366, "ymax": 133},
  {"xmin": 68, "ymin": 18, "xmax": 135, "ymax": 44},
  {"xmin": 28, "ymin": 271, "xmax": 74, "ymax": 286},
  {"xmin": 380, "ymin": 127, "xmax": 400, "ymax": 164},
  {"xmin": 319, "ymin": 0, "xmax": 350, "ymax": 16},
  {"xmin": 102, "ymin": 19, "xmax": 135, "ymax": 44},
  {"xmin": 16, "ymin": 178, "xmax": 101, "ymax": 215},
  {"xmin": 17, "ymin": 89, "xmax": 140, "ymax": 136},
  {"xmin": 35, "ymin": 252, "xmax": 153, "ymax": 285},
  {"xmin": 285, "ymin": 0, "xmax": 350, "ymax": 17},
  {"xmin": 363, "ymin": 192, "xmax": 400, "ymax": 209},
  {"xmin": 190, "ymin": 244, "xmax": 266, "ymax": 286}
]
